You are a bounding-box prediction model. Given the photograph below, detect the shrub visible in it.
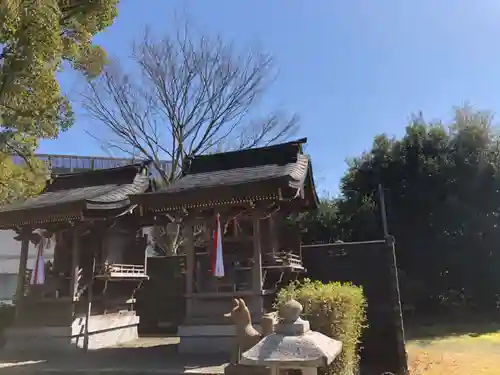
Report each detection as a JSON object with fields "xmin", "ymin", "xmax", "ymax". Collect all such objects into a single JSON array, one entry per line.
[{"xmin": 275, "ymin": 279, "xmax": 367, "ymax": 375}]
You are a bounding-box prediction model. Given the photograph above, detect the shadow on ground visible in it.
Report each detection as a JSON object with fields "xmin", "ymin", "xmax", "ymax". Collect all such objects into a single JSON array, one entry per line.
[
  {"xmin": 404, "ymin": 313, "xmax": 500, "ymax": 341},
  {"xmin": 0, "ymin": 337, "xmax": 228, "ymax": 374}
]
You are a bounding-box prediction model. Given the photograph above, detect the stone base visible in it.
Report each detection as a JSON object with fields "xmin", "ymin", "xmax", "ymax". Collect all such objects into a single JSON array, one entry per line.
[
  {"xmin": 177, "ymin": 324, "xmax": 262, "ymax": 355},
  {"xmin": 4, "ymin": 311, "xmax": 139, "ymax": 352},
  {"xmin": 178, "ymin": 324, "xmax": 234, "ymax": 354},
  {"xmin": 224, "ymin": 363, "xmax": 269, "ymax": 375}
]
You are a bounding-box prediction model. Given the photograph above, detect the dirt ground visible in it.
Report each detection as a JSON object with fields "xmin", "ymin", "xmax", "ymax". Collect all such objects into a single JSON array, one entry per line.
[
  {"xmin": 0, "ymin": 336, "xmax": 227, "ymax": 374},
  {"xmin": 406, "ymin": 323, "xmax": 500, "ymax": 375},
  {"xmin": 2, "ymin": 323, "xmax": 500, "ymax": 375}
]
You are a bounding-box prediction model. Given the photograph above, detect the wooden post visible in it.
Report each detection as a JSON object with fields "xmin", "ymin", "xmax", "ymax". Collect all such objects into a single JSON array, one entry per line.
[
  {"xmin": 70, "ymin": 227, "xmax": 80, "ymax": 301},
  {"xmin": 183, "ymin": 222, "xmax": 195, "ymax": 320},
  {"xmin": 378, "ymin": 183, "xmax": 389, "ymax": 237},
  {"xmin": 143, "ymin": 235, "xmax": 149, "ymax": 275},
  {"xmin": 83, "ymin": 255, "xmax": 96, "ymax": 352},
  {"xmin": 252, "ymin": 211, "xmax": 263, "ymax": 291},
  {"xmin": 252, "ymin": 210, "xmax": 263, "ymax": 313},
  {"xmin": 52, "ymin": 232, "xmax": 62, "ymax": 293},
  {"xmin": 15, "ymin": 233, "xmax": 30, "ymax": 317},
  {"xmin": 386, "ymin": 236, "xmax": 409, "ymax": 375},
  {"xmin": 269, "ymin": 212, "xmax": 280, "ymax": 254},
  {"xmin": 379, "ymin": 184, "xmax": 409, "ymax": 374}
]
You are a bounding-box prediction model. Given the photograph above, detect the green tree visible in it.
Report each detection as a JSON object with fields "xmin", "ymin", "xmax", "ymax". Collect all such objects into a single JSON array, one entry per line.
[
  {"xmin": 300, "ymin": 197, "xmax": 348, "ymax": 245},
  {"xmin": 0, "ymin": 0, "xmax": 119, "ymax": 204},
  {"xmin": 334, "ymin": 105, "xmax": 500, "ymax": 313}
]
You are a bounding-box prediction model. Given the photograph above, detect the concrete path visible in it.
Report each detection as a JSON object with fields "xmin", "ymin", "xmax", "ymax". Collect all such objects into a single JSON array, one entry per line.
[{"xmin": 0, "ymin": 337, "xmax": 228, "ymax": 375}]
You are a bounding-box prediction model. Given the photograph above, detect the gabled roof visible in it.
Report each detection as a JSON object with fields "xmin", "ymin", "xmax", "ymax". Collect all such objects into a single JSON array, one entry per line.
[
  {"xmin": 131, "ymin": 138, "xmax": 318, "ymax": 213},
  {"xmin": 0, "ymin": 161, "xmax": 152, "ymax": 229}
]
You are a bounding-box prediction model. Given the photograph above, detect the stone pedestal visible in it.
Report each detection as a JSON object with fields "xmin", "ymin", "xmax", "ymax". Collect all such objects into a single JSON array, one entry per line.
[
  {"xmin": 178, "ymin": 324, "xmax": 263, "ymax": 354},
  {"xmin": 224, "ymin": 363, "xmax": 269, "ymax": 375},
  {"xmin": 4, "ymin": 311, "xmax": 139, "ymax": 353},
  {"xmin": 241, "ymin": 300, "xmax": 343, "ymax": 375}
]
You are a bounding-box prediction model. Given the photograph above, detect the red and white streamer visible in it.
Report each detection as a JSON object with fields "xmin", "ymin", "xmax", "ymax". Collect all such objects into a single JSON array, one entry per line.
[
  {"xmin": 212, "ymin": 214, "xmax": 225, "ymax": 278},
  {"xmin": 30, "ymin": 238, "xmax": 45, "ymax": 285}
]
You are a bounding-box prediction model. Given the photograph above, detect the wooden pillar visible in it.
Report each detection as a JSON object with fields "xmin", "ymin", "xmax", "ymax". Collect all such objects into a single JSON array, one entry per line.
[
  {"xmin": 143, "ymin": 231, "xmax": 149, "ymax": 274},
  {"xmin": 252, "ymin": 210, "xmax": 263, "ymax": 313},
  {"xmin": 183, "ymin": 222, "xmax": 195, "ymax": 320},
  {"xmin": 83, "ymin": 254, "xmax": 96, "ymax": 353},
  {"xmin": 70, "ymin": 227, "xmax": 80, "ymax": 301},
  {"xmin": 386, "ymin": 236, "xmax": 409, "ymax": 375},
  {"xmin": 52, "ymin": 232, "xmax": 62, "ymax": 278},
  {"xmin": 15, "ymin": 232, "xmax": 31, "ymax": 316},
  {"xmin": 269, "ymin": 213, "xmax": 280, "ymax": 254}
]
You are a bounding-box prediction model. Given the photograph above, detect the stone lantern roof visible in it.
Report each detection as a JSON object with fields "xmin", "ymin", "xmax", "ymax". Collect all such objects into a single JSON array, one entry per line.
[{"xmin": 240, "ymin": 299, "xmax": 343, "ymax": 369}]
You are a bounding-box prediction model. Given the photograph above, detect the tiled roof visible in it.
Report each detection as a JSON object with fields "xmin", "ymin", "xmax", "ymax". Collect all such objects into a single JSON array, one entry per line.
[
  {"xmin": 0, "ymin": 161, "xmax": 152, "ymax": 228},
  {"xmin": 131, "ymin": 139, "xmax": 318, "ymax": 211},
  {"xmin": 167, "ymin": 153, "xmax": 310, "ymax": 193},
  {"xmin": 184, "ymin": 138, "xmax": 308, "ymax": 174}
]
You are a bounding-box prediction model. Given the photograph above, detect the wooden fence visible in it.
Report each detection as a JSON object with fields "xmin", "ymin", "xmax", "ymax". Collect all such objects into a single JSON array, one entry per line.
[{"xmin": 301, "ymin": 239, "xmax": 408, "ymax": 375}]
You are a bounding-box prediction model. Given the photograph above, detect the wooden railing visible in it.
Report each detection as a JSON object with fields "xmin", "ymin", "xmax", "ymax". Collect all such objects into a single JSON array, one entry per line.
[
  {"xmin": 265, "ymin": 252, "xmax": 304, "ymax": 270},
  {"xmin": 96, "ymin": 263, "xmax": 149, "ymax": 280}
]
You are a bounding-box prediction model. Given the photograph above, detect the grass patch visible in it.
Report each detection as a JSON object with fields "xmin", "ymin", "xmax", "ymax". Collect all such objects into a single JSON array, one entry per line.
[
  {"xmin": 406, "ymin": 319, "xmax": 500, "ymax": 374},
  {"xmin": 404, "ymin": 315, "xmax": 500, "ymax": 341}
]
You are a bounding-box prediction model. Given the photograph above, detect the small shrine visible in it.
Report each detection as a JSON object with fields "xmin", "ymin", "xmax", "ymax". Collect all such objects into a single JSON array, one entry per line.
[
  {"xmin": 130, "ymin": 138, "xmax": 319, "ymax": 354},
  {"xmin": 0, "ymin": 162, "xmax": 153, "ymax": 351}
]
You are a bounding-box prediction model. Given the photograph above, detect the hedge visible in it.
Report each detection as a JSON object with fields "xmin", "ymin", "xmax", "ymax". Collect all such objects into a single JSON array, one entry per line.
[{"xmin": 275, "ymin": 279, "xmax": 367, "ymax": 375}]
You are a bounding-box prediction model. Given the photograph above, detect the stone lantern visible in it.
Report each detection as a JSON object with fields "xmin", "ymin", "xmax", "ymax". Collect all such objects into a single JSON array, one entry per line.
[{"xmin": 240, "ymin": 299, "xmax": 343, "ymax": 375}]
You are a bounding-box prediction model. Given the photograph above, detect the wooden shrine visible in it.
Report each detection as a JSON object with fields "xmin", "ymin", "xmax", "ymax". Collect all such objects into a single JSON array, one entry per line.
[
  {"xmin": 0, "ymin": 162, "xmax": 153, "ymax": 352},
  {"xmin": 130, "ymin": 138, "xmax": 319, "ymax": 354}
]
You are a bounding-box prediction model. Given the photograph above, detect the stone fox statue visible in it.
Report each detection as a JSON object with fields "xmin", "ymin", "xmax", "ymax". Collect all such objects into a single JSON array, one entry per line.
[{"xmin": 224, "ymin": 298, "xmax": 277, "ymax": 364}]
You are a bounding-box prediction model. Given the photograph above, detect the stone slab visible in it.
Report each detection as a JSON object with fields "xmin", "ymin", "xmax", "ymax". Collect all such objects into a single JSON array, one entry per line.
[
  {"xmin": 178, "ymin": 324, "xmax": 260, "ymax": 355},
  {"xmin": 179, "ymin": 336, "xmax": 234, "ymax": 354},
  {"xmin": 178, "ymin": 325, "xmax": 235, "ymax": 337},
  {"xmin": 178, "ymin": 325, "xmax": 263, "ymax": 337},
  {"xmin": 224, "ymin": 364, "xmax": 269, "ymax": 375},
  {"xmin": 4, "ymin": 312, "xmax": 139, "ymax": 352}
]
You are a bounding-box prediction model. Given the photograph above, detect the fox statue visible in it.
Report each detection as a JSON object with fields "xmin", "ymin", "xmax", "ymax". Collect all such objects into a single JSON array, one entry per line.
[{"xmin": 224, "ymin": 298, "xmax": 277, "ymax": 364}]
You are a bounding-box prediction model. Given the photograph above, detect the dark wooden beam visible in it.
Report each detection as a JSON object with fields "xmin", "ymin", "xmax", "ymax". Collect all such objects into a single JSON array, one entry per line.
[
  {"xmin": 251, "ymin": 209, "xmax": 263, "ymax": 314},
  {"xmin": 70, "ymin": 225, "xmax": 81, "ymax": 302},
  {"xmin": 15, "ymin": 231, "xmax": 31, "ymax": 318},
  {"xmin": 183, "ymin": 222, "xmax": 195, "ymax": 320}
]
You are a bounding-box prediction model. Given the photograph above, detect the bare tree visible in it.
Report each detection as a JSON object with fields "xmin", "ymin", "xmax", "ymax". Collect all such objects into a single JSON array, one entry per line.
[
  {"xmin": 81, "ymin": 22, "xmax": 298, "ymax": 186},
  {"xmin": 81, "ymin": 21, "xmax": 298, "ymax": 255}
]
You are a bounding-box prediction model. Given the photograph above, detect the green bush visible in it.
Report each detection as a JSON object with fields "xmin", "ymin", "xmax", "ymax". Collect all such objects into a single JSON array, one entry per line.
[{"xmin": 275, "ymin": 279, "xmax": 367, "ymax": 375}]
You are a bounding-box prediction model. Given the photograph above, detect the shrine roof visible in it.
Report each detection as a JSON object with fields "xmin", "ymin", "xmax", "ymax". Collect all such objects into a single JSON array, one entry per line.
[
  {"xmin": 131, "ymin": 138, "xmax": 319, "ymax": 213},
  {"xmin": 0, "ymin": 161, "xmax": 152, "ymax": 229}
]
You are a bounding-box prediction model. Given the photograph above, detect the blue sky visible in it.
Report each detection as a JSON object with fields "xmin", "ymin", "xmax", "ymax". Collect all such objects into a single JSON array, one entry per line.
[{"xmin": 40, "ymin": 0, "xmax": 500, "ymax": 194}]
